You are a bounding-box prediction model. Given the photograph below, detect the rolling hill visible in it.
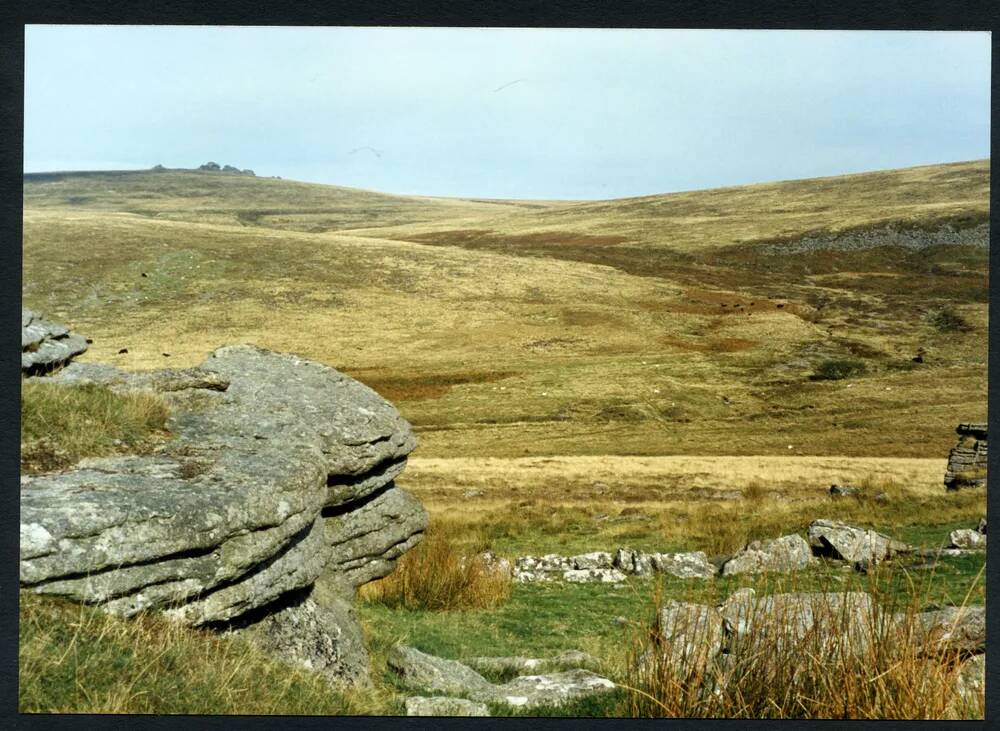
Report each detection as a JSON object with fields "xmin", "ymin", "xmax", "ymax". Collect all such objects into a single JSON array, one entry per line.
[{"xmin": 22, "ymin": 161, "xmax": 989, "ymax": 459}]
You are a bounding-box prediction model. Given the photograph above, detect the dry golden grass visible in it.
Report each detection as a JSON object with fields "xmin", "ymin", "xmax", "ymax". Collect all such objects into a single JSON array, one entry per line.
[
  {"xmin": 18, "ymin": 592, "xmax": 395, "ymax": 715},
  {"xmin": 359, "ymin": 521, "xmax": 512, "ymax": 611},
  {"xmin": 622, "ymin": 570, "xmax": 985, "ymax": 719},
  {"xmin": 399, "ymin": 456, "xmax": 984, "ymax": 556},
  {"xmin": 22, "ymin": 162, "xmax": 987, "ymax": 461},
  {"xmin": 20, "ymin": 380, "xmax": 170, "ymax": 474}
]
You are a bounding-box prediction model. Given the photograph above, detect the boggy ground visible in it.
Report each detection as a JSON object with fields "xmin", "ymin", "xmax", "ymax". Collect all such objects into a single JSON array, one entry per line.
[{"xmin": 21, "ymin": 160, "xmax": 988, "ymax": 716}]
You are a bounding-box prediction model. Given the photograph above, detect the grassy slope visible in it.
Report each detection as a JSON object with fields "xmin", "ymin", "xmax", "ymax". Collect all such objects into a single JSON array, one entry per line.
[
  {"xmin": 23, "ymin": 162, "xmax": 988, "ymax": 461},
  {"xmin": 21, "ymin": 163, "xmax": 988, "ymax": 717}
]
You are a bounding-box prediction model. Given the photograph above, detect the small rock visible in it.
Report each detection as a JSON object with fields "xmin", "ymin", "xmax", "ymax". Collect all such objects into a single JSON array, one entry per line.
[
  {"xmin": 829, "ymin": 484, "xmax": 858, "ymax": 497},
  {"xmin": 563, "ymin": 568, "xmax": 627, "ymax": 583},
  {"xmin": 571, "ymin": 551, "xmax": 614, "ymax": 570},
  {"xmin": 462, "ymin": 489, "xmax": 484, "ymax": 499},
  {"xmin": 405, "ymin": 696, "xmax": 490, "ymax": 717},
  {"xmin": 388, "ymin": 645, "xmax": 495, "ymax": 698},
  {"xmin": 949, "ymin": 529, "xmax": 986, "ymax": 550}
]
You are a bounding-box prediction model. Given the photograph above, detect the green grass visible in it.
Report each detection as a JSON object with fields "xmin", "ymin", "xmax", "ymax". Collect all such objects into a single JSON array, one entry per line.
[{"xmin": 21, "ymin": 380, "xmax": 170, "ymax": 474}]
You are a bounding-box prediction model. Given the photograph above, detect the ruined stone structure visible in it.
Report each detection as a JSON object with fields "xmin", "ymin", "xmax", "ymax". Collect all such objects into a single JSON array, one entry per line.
[{"xmin": 944, "ymin": 423, "xmax": 987, "ymax": 490}]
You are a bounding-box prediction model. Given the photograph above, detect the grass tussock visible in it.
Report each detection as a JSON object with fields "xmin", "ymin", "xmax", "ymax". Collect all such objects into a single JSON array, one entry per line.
[
  {"xmin": 18, "ymin": 593, "xmax": 391, "ymax": 715},
  {"xmin": 621, "ymin": 569, "xmax": 985, "ymax": 720},
  {"xmin": 21, "ymin": 381, "xmax": 170, "ymax": 474},
  {"xmin": 359, "ymin": 522, "xmax": 512, "ymax": 611}
]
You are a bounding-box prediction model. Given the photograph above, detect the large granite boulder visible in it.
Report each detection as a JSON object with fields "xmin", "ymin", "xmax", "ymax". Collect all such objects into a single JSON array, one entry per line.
[
  {"xmin": 719, "ymin": 589, "xmax": 878, "ymax": 656},
  {"xmin": 22, "ymin": 309, "xmax": 89, "ymax": 374},
  {"xmin": 20, "ymin": 344, "xmax": 427, "ymax": 686}
]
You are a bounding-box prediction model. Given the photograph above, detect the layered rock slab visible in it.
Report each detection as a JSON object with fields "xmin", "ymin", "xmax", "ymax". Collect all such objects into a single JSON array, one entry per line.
[
  {"xmin": 22, "ymin": 308, "xmax": 89, "ymax": 374},
  {"xmin": 20, "ymin": 345, "xmax": 426, "ymax": 642}
]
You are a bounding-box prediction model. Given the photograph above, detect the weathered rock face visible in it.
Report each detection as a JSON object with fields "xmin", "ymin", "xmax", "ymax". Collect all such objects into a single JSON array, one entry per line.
[
  {"xmin": 944, "ymin": 423, "xmax": 987, "ymax": 490},
  {"xmin": 653, "ymin": 600, "xmax": 725, "ymax": 675},
  {"xmin": 388, "ymin": 645, "xmax": 616, "ymax": 710},
  {"xmin": 720, "ymin": 534, "xmax": 814, "ymax": 576},
  {"xmin": 20, "ymin": 342, "xmax": 427, "ymax": 686},
  {"xmin": 807, "ymin": 519, "xmax": 910, "ymax": 565},
  {"xmin": 949, "ymin": 529, "xmax": 986, "ymax": 550},
  {"xmin": 720, "ymin": 589, "xmax": 878, "ymax": 656},
  {"xmin": 909, "ymin": 606, "xmax": 986, "ymax": 656},
  {"xmin": 405, "ymin": 696, "xmax": 490, "ymax": 717},
  {"xmin": 22, "ymin": 309, "xmax": 89, "ymax": 374}
]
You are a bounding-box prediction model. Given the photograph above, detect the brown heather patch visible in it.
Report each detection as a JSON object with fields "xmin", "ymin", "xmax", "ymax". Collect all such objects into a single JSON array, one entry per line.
[
  {"xmin": 660, "ymin": 336, "xmax": 756, "ymax": 354},
  {"xmin": 348, "ymin": 369, "xmax": 518, "ymax": 402}
]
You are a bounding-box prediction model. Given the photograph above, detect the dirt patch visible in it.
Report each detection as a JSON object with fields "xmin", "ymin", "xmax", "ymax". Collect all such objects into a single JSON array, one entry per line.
[{"xmin": 347, "ymin": 369, "xmax": 518, "ymax": 402}]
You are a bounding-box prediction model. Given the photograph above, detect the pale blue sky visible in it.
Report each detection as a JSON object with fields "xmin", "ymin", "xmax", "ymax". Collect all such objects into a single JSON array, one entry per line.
[{"xmin": 24, "ymin": 26, "xmax": 990, "ymax": 200}]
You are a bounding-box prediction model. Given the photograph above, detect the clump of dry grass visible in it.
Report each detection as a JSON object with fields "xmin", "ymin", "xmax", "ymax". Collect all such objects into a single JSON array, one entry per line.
[
  {"xmin": 21, "ymin": 381, "xmax": 170, "ymax": 474},
  {"xmin": 359, "ymin": 522, "xmax": 512, "ymax": 611},
  {"xmin": 18, "ymin": 593, "xmax": 390, "ymax": 714},
  {"xmin": 620, "ymin": 570, "xmax": 985, "ymax": 720}
]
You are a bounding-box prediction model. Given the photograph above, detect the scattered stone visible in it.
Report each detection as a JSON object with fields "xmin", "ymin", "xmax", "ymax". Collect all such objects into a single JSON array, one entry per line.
[
  {"xmin": 612, "ymin": 616, "xmax": 629, "ymax": 627},
  {"xmin": 808, "ymin": 519, "xmax": 910, "ymax": 565},
  {"xmin": 389, "ymin": 645, "xmax": 614, "ymax": 710},
  {"xmin": 476, "ymin": 551, "xmax": 513, "ymax": 577},
  {"xmin": 405, "ymin": 696, "xmax": 490, "ymax": 717},
  {"xmin": 563, "ymin": 568, "xmax": 627, "ymax": 583},
  {"xmin": 910, "ymin": 606, "xmax": 985, "ymax": 656},
  {"xmin": 720, "ymin": 534, "xmax": 813, "ymax": 576},
  {"xmin": 977, "ymin": 517, "xmax": 986, "ymax": 534},
  {"xmin": 462, "ymin": 489, "xmax": 484, "ymax": 498},
  {"xmin": 720, "ymin": 590, "xmax": 878, "ymax": 656},
  {"xmin": 948, "ymin": 529, "xmax": 986, "ymax": 550},
  {"xmin": 388, "ymin": 645, "xmax": 496, "ymax": 698},
  {"xmin": 571, "ymin": 551, "xmax": 614, "ymax": 570},
  {"xmin": 829, "ymin": 484, "xmax": 858, "ymax": 497},
  {"xmin": 650, "ymin": 551, "xmax": 717, "ymax": 579},
  {"xmin": 491, "ymin": 670, "xmax": 615, "ymax": 708},
  {"xmin": 21, "ymin": 309, "xmax": 88, "ymax": 374},
  {"xmin": 944, "ymin": 423, "xmax": 987, "ymax": 490}
]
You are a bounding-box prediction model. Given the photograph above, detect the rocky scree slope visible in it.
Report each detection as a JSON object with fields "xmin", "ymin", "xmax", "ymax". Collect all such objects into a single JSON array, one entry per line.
[{"xmin": 20, "ymin": 328, "xmax": 428, "ymax": 686}]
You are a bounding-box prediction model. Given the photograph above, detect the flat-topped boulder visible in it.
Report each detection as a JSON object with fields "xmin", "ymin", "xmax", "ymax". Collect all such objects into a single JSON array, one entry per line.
[
  {"xmin": 20, "ymin": 343, "xmax": 428, "ymax": 686},
  {"xmin": 22, "ymin": 308, "xmax": 89, "ymax": 374}
]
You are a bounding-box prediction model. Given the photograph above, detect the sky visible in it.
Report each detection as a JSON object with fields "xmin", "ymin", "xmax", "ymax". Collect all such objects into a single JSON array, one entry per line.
[{"xmin": 24, "ymin": 26, "xmax": 991, "ymax": 200}]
